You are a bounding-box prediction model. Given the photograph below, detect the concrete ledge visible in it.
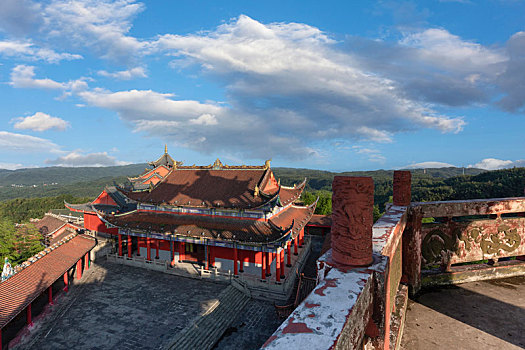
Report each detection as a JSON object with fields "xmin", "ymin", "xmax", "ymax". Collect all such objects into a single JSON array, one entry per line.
[{"xmin": 422, "ymin": 259, "xmax": 525, "ymax": 287}]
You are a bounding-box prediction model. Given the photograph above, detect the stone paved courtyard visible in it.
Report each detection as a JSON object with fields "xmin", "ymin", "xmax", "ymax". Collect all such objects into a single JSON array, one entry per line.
[{"xmin": 14, "ymin": 261, "xmax": 226, "ymax": 350}]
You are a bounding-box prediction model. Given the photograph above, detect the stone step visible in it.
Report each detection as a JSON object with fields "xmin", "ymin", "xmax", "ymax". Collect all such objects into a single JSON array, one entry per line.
[
  {"xmin": 182, "ymin": 289, "xmax": 249, "ymax": 349},
  {"xmin": 166, "ymin": 285, "xmax": 250, "ymax": 350}
]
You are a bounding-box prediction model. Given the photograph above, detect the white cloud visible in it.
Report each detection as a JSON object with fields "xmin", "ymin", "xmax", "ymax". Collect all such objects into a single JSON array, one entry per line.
[
  {"xmin": 352, "ymin": 145, "xmax": 386, "ymax": 163},
  {"xmin": 189, "ymin": 114, "xmax": 218, "ymax": 126},
  {"xmin": 42, "ymin": 0, "xmax": 147, "ymax": 61},
  {"xmin": 0, "ymin": 0, "xmax": 42, "ymax": 36},
  {"xmin": 468, "ymin": 158, "xmax": 525, "ymax": 170},
  {"xmin": 138, "ymin": 16, "xmax": 465, "ymax": 158},
  {"xmin": 98, "ymin": 66, "xmax": 147, "ymax": 80},
  {"xmin": 13, "ymin": 112, "xmax": 70, "ymax": 132},
  {"xmin": 10, "ymin": 65, "xmax": 65, "ymax": 89},
  {"xmin": 400, "ymin": 29, "xmax": 506, "ymax": 76},
  {"xmin": 45, "ymin": 151, "xmax": 130, "ymax": 167},
  {"xmin": 9, "ymin": 65, "xmax": 89, "ymax": 93},
  {"xmin": 402, "ymin": 161, "xmax": 456, "ymax": 169},
  {"xmin": 0, "ymin": 162, "xmax": 25, "ymax": 170},
  {"xmin": 0, "ymin": 131, "xmax": 61, "ymax": 153},
  {"xmin": 0, "ymin": 40, "xmax": 82, "ymax": 63}
]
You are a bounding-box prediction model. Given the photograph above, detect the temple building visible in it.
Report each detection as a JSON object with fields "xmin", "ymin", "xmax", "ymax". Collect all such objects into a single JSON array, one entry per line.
[{"xmin": 66, "ymin": 148, "xmax": 318, "ymax": 282}]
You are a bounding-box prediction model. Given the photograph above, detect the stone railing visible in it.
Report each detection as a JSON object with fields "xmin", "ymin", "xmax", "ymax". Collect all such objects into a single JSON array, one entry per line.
[
  {"xmin": 265, "ymin": 172, "xmax": 411, "ymax": 350},
  {"xmin": 406, "ymin": 197, "xmax": 525, "ymax": 288}
]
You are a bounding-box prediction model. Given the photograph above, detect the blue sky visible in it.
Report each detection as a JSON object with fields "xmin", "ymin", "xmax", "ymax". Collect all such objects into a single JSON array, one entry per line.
[{"xmin": 0, "ymin": 0, "xmax": 524, "ymax": 172}]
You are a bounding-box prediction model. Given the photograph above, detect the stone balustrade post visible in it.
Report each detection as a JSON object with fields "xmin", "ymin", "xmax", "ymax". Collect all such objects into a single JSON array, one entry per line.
[
  {"xmin": 393, "ymin": 170, "xmax": 411, "ymax": 206},
  {"xmin": 331, "ymin": 176, "xmax": 374, "ymax": 266}
]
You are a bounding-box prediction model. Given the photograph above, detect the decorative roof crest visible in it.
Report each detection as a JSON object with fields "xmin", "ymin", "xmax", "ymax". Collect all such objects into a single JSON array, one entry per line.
[{"xmin": 212, "ymin": 158, "xmax": 224, "ymax": 169}]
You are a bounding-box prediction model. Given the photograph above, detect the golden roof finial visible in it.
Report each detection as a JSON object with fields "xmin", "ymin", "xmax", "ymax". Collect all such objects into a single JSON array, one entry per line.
[
  {"xmin": 165, "ymin": 144, "xmax": 168, "ymax": 154},
  {"xmin": 254, "ymin": 184, "xmax": 259, "ymax": 197},
  {"xmin": 264, "ymin": 159, "xmax": 271, "ymax": 169}
]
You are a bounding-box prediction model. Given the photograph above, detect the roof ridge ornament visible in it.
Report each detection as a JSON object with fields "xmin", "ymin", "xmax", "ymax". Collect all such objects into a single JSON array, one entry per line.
[
  {"xmin": 212, "ymin": 158, "xmax": 223, "ymax": 169},
  {"xmin": 264, "ymin": 159, "xmax": 271, "ymax": 169}
]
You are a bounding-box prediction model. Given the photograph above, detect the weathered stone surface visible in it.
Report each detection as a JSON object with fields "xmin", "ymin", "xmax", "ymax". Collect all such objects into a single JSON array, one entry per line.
[
  {"xmin": 393, "ymin": 171, "xmax": 411, "ymax": 207},
  {"xmin": 401, "ymin": 276, "xmax": 525, "ymax": 350},
  {"xmin": 421, "ymin": 217, "xmax": 525, "ymax": 268},
  {"xmin": 402, "ymin": 207, "xmax": 422, "ymax": 296},
  {"xmin": 413, "ymin": 197, "xmax": 525, "ymax": 217},
  {"xmin": 331, "ymin": 176, "xmax": 374, "ymax": 266}
]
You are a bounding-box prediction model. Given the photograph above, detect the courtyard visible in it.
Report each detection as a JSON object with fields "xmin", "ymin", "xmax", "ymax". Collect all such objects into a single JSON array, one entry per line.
[{"xmin": 13, "ymin": 261, "xmax": 231, "ymax": 349}]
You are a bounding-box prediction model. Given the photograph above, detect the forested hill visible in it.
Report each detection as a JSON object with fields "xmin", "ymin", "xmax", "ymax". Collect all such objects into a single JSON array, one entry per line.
[
  {"xmin": 0, "ymin": 163, "xmax": 147, "ymax": 187},
  {"xmin": 273, "ymin": 167, "xmax": 484, "ymax": 192}
]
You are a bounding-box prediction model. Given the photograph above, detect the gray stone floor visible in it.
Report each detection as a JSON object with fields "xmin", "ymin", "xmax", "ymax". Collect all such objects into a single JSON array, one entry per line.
[
  {"xmin": 400, "ymin": 276, "xmax": 525, "ymax": 350},
  {"xmin": 15, "ymin": 261, "xmax": 226, "ymax": 350}
]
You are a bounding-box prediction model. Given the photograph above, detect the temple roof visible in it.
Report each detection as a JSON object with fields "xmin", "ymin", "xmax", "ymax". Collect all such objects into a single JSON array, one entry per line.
[
  {"xmin": 65, "ymin": 186, "xmax": 136, "ymax": 214},
  {"xmin": 100, "ymin": 201, "xmax": 316, "ymax": 244},
  {"xmin": 122, "ymin": 167, "xmax": 280, "ymax": 209},
  {"xmin": 34, "ymin": 214, "xmax": 66, "ymax": 235},
  {"xmin": 0, "ymin": 234, "xmax": 95, "ymax": 329},
  {"xmin": 148, "ymin": 145, "xmax": 180, "ymax": 168}
]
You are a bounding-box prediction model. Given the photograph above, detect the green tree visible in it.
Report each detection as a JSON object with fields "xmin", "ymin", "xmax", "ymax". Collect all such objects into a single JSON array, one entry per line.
[{"xmin": 0, "ymin": 220, "xmax": 43, "ymax": 270}]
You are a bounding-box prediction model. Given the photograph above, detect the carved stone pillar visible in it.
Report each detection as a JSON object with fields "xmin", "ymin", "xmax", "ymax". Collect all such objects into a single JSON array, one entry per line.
[
  {"xmin": 402, "ymin": 206, "xmax": 422, "ymax": 296},
  {"xmin": 331, "ymin": 176, "xmax": 374, "ymax": 266},
  {"xmin": 393, "ymin": 171, "xmax": 411, "ymax": 206}
]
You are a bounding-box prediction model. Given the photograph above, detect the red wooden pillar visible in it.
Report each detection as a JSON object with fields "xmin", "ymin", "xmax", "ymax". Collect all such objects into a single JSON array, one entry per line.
[
  {"xmin": 127, "ymin": 235, "xmax": 132, "ymax": 258},
  {"xmin": 155, "ymin": 239, "xmax": 160, "ymax": 259},
  {"xmin": 205, "ymin": 245, "xmax": 210, "ymax": 270},
  {"xmin": 136, "ymin": 237, "xmax": 141, "ymax": 256},
  {"xmin": 84, "ymin": 253, "xmax": 89, "ymax": 271},
  {"xmin": 276, "ymin": 250, "xmax": 281, "ymax": 282},
  {"xmin": 294, "ymin": 238, "xmax": 298, "ymax": 255},
  {"xmin": 63, "ymin": 272, "xmax": 69, "ymax": 292},
  {"xmin": 146, "ymin": 238, "xmax": 151, "ymax": 261},
  {"xmin": 239, "ymin": 250, "xmax": 244, "ymax": 273},
  {"xmin": 48, "ymin": 286, "xmax": 53, "ymax": 305},
  {"xmin": 299, "ymin": 228, "xmax": 304, "ymax": 247},
  {"xmin": 331, "ymin": 176, "xmax": 373, "ymax": 266},
  {"xmin": 179, "ymin": 242, "xmax": 185, "ymax": 262},
  {"xmin": 118, "ymin": 234, "xmax": 123, "ymax": 256},
  {"xmin": 170, "ymin": 241, "xmax": 176, "ymax": 267},
  {"xmin": 210, "ymin": 246, "xmax": 215, "ymax": 268},
  {"xmin": 280, "ymin": 249, "xmax": 285, "ymax": 279},
  {"xmin": 233, "ymin": 247, "xmax": 238, "ymax": 276},
  {"xmin": 261, "ymin": 252, "xmax": 266, "ymax": 280},
  {"xmin": 287, "ymin": 241, "xmax": 292, "ymax": 267},
  {"xmin": 266, "ymin": 252, "xmax": 272, "ymax": 276},
  {"xmin": 26, "ymin": 304, "xmax": 32, "ymax": 326},
  {"xmin": 76, "ymin": 259, "xmax": 82, "ymax": 280}
]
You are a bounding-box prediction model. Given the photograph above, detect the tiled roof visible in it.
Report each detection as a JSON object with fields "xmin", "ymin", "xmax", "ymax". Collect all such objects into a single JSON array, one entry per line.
[
  {"xmin": 65, "ymin": 202, "xmax": 119, "ymax": 214},
  {"xmin": 148, "ymin": 152, "xmax": 177, "ymax": 168},
  {"xmin": 123, "ymin": 168, "xmax": 274, "ymax": 209},
  {"xmin": 103, "ymin": 211, "xmax": 276, "ymax": 243},
  {"xmin": 34, "ymin": 214, "xmax": 66, "ymax": 235},
  {"xmin": 308, "ymin": 214, "xmax": 332, "ymax": 227},
  {"xmin": 270, "ymin": 204, "xmax": 316, "ymax": 239},
  {"xmin": 279, "ymin": 180, "xmax": 306, "ymax": 206},
  {"xmin": 103, "ymin": 200, "xmax": 315, "ymax": 244},
  {"xmin": 0, "ymin": 235, "xmax": 95, "ymax": 329}
]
